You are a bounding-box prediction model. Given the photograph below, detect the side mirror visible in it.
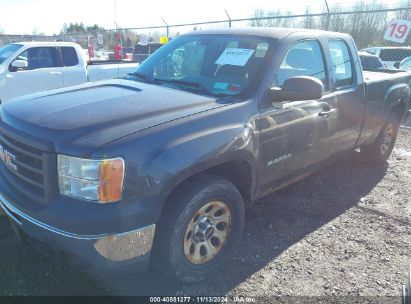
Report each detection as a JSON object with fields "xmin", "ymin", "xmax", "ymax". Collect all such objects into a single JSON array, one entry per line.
[
  {"xmin": 270, "ymin": 76, "xmax": 324, "ymax": 102},
  {"xmin": 393, "ymin": 62, "xmax": 400, "ymax": 69},
  {"xmin": 11, "ymin": 59, "xmax": 28, "ymax": 70}
]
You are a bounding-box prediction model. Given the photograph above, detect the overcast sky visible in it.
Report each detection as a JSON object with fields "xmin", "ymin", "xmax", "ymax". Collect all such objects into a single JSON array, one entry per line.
[{"xmin": 0, "ymin": 0, "xmax": 404, "ymax": 35}]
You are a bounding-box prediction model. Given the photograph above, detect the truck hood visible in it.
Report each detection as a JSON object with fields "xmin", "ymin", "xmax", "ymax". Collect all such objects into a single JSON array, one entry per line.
[{"xmin": 0, "ymin": 79, "xmax": 225, "ymax": 155}]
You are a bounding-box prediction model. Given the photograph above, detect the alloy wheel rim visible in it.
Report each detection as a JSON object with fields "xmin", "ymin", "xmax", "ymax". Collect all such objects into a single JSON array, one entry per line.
[{"xmin": 183, "ymin": 201, "xmax": 231, "ymax": 264}]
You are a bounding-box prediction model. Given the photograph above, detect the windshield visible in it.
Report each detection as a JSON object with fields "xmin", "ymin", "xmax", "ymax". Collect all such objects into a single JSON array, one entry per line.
[
  {"xmin": 128, "ymin": 34, "xmax": 275, "ymax": 97},
  {"xmin": 0, "ymin": 44, "xmax": 23, "ymax": 65}
]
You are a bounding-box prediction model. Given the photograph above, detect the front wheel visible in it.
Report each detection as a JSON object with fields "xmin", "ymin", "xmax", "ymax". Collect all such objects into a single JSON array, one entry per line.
[
  {"xmin": 360, "ymin": 112, "xmax": 400, "ymax": 164},
  {"xmin": 152, "ymin": 175, "xmax": 245, "ymax": 283}
]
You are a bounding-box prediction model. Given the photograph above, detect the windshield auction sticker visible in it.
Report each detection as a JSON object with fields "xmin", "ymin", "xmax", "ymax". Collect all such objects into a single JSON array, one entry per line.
[{"xmin": 215, "ymin": 48, "xmax": 255, "ymax": 66}]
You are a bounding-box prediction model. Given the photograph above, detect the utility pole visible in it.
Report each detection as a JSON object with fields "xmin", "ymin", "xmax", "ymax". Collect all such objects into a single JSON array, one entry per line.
[
  {"xmin": 225, "ymin": 9, "xmax": 232, "ymax": 28},
  {"xmin": 324, "ymin": 0, "xmax": 331, "ymax": 31},
  {"xmin": 161, "ymin": 17, "xmax": 169, "ymax": 40}
]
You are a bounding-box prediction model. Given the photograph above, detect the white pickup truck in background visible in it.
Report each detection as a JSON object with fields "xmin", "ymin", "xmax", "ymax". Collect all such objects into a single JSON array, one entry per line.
[{"xmin": 0, "ymin": 41, "xmax": 139, "ymax": 102}]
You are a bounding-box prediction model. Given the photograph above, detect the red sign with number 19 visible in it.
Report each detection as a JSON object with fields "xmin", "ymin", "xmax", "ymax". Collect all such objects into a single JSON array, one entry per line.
[{"xmin": 384, "ymin": 19, "xmax": 411, "ymax": 43}]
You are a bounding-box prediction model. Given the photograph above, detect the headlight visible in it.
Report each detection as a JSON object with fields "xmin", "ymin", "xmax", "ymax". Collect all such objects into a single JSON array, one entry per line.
[{"xmin": 58, "ymin": 155, "xmax": 125, "ymax": 203}]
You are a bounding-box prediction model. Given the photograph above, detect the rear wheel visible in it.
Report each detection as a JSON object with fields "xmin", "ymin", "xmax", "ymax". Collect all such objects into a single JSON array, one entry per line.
[
  {"xmin": 152, "ymin": 175, "xmax": 245, "ymax": 283},
  {"xmin": 360, "ymin": 112, "xmax": 400, "ymax": 164}
]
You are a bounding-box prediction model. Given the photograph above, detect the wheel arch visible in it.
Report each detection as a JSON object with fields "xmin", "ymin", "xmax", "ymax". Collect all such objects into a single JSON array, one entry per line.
[
  {"xmin": 161, "ymin": 153, "xmax": 257, "ymax": 211},
  {"xmin": 383, "ymin": 83, "xmax": 410, "ymax": 123}
]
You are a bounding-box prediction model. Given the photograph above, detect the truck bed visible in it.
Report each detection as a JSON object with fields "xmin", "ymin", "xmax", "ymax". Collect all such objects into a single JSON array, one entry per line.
[
  {"xmin": 87, "ymin": 62, "xmax": 139, "ymax": 82},
  {"xmin": 359, "ymin": 69, "xmax": 411, "ymax": 147},
  {"xmin": 363, "ymin": 69, "xmax": 411, "ymax": 84},
  {"xmin": 363, "ymin": 70, "xmax": 411, "ymax": 106}
]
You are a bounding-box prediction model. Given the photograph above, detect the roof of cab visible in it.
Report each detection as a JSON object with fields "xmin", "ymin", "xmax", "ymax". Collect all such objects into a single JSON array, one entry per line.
[
  {"xmin": 11, "ymin": 41, "xmax": 80, "ymax": 47},
  {"xmin": 183, "ymin": 27, "xmax": 349, "ymax": 40}
]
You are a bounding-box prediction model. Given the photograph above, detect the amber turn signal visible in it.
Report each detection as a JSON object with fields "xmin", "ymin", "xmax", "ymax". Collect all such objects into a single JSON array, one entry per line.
[{"xmin": 98, "ymin": 159, "xmax": 125, "ymax": 203}]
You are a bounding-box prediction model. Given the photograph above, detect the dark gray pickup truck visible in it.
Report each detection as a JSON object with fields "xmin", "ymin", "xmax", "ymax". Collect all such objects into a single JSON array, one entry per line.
[{"xmin": 0, "ymin": 28, "xmax": 409, "ymax": 282}]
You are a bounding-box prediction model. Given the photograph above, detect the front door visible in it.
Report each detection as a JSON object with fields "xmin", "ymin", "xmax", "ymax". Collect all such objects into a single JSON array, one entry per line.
[
  {"xmin": 5, "ymin": 47, "xmax": 63, "ymax": 100},
  {"xmin": 259, "ymin": 39, "xmax": 339, "ymax": 195}
]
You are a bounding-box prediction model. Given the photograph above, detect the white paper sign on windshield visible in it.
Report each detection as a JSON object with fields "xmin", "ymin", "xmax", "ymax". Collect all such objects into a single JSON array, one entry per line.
[{"xmin": 215, "ymin": 48, "xmax": 255, "ymax": 66}]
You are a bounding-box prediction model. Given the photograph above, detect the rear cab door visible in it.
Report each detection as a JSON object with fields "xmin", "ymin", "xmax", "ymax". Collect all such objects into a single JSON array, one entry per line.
[
  {"xmin": 58, "ymin": 45, "xmax": 88, "ymax": 86},
  {"xmin": 5, "ymin": 46, "xmax": 63, "ymax": 99},
  {"xmin": 323, "ymin": 36, "xmax": 366, "ymax": 155}
]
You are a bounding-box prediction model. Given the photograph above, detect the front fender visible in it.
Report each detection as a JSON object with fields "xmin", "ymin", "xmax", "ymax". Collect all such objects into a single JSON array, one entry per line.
[
  {"xmin": 146, "ymin": 122, "xmax": 259, "ymax": 196},
  {"xmin": 93, "ymin": 99, "xmax": 261, "ymax": 203}
]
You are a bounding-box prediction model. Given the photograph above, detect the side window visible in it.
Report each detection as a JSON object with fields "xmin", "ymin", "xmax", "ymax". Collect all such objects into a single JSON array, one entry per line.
[
  {"xmin": 329, "ymin": 40, "xmax": 353, "ymax": 88},
  {"xmin": 275, "ymin": 40, "xmax": 326, "ymax": 87},
  {"xmin": 17, "ymin": 47, "xmax": 58, "ymax": 70},
  {"xmin": 61, "ymin": 47, "xmax": 79, "ymax": 66}
]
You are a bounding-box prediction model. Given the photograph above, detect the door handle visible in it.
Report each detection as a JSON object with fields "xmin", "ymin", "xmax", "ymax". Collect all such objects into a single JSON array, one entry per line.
[
  {"xmin": 49, "ymin": 71, "xmax": 62, "ymax": 76},
  {"xmin": 318, "ymin": 106, "xmax": 335, "ymax": 118}
]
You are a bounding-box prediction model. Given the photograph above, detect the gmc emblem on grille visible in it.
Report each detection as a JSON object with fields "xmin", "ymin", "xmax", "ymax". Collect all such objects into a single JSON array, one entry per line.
[{"xmin": 0, "ymin": 144, "xmax": 17, "ymax": 171}]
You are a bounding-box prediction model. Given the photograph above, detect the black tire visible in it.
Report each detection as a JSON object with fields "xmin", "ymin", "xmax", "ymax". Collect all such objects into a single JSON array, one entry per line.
[
  {"xmin": 152, "ymin": 174, "xmax": 245, "ymax": 283},
  {"xmin": 403, "ymin": 262, "xmax": 411, "ymax": 304},
  {"xmin": 360, "ymin": 112, "xmax": 400, "ymax": 164}
]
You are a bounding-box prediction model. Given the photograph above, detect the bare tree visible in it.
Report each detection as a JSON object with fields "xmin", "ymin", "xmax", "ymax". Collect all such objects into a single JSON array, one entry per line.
[
  {"xmin": 249, "ymin": 9, "xmax": 295, "ymax": 28},
  {"xmin": 398, "ymin": 0, "xmax": 411, "ymax": 20},
  {"xmin": 302, "ymin": 7, "xmax": 316, "ymax": 29},
  {"xmin": 249, "ymin": 9, "xmax": 267, "ymax": 27},
  {"xmin": 249, "ymin": 0, "xmax": 398, "ymax": 49},
  {"xmin": 327, "ymin": 4, "xmax": 348, "ymax": 33},
  {"xmin": 32, "ymin": 27, "xmax": 45, "ymax": 36},
  {"xmin": 344, "ymin": 0, "xmax": 387, "ymax": 49}
]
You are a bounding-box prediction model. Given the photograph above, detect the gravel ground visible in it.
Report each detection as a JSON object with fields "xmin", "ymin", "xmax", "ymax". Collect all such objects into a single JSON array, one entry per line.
[{"xmin": 0, "ymin": 115, "xmax": 410, "ymax": 302}]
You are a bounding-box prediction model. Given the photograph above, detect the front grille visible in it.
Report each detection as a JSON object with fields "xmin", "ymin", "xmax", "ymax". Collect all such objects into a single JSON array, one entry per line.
[{"xmin": 0, "ymin": 127, "xmax": 57, "ymax": 205}]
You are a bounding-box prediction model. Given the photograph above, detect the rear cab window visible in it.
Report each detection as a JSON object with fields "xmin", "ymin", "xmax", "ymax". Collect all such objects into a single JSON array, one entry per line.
[
  {"xmin": 329, "ymin": 40, "xmax": 354, "ymax": 89},
  {"xmin": 61, "ymin": 47, "xmax": 79, "ymax": 66}
]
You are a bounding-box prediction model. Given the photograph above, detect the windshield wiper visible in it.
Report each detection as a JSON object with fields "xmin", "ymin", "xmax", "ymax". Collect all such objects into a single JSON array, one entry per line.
[
  {"xmin": 127, "ymin": 72, "xmax": 151, "ymax": 83},
  {"xmin": 153, "ymin": 78, "xmax": 228, "ymax": 98}
]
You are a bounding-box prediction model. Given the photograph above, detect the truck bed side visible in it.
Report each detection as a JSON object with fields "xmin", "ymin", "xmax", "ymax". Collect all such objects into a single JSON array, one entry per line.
[
  {"xmin": 87, "ymin": 63, "xmax": 139, "ymax": 82},
  {"xmin": 358, "ymin": 70, "xmax": 411, "ymax": 146}
]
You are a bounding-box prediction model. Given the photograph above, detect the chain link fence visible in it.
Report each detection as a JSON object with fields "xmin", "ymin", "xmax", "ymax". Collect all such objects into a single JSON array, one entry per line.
[{"xmin": 1, "ymin": 0, "xmax": 411, "ymax": 62}]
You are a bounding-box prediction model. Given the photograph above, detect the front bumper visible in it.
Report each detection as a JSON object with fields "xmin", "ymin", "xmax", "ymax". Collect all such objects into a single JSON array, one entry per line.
[{"xmin": 0, "ymin": 191, "xmax": 156, "ymax": 273}]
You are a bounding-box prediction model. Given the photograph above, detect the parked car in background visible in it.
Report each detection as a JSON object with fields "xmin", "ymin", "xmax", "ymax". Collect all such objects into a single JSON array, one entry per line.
[
  {"xmin": 122, "ymin": 47, "xmax": 134, "ymax": 61},
  {"xmin": 358, "ymin": 51, "xmax": 384, "ymax": 70},
  {"xmin": 91, "ymin": 50, "xmax": 110, "ymax": 62},
  {"xmin": 133, "ymin": 42, "xmax": 163, "ymax": 63},
  {"xmin": 361, "ymin": 46, "xmax": 411, "ymax": 69},
  {"xmin": 397, "ymin": 55, "xmax": 411, "ymax": 71},
  {"xmin": 0, "ymin": 42, "xmax": 139, "ymax": 102}
]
